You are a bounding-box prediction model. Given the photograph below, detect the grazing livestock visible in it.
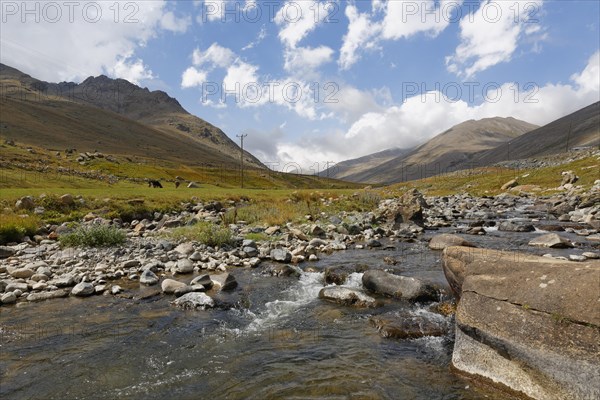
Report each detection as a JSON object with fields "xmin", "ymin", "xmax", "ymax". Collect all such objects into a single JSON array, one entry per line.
[{"xmin": 148, "ymin": 180, "xmax": 163, "ymax": 188}]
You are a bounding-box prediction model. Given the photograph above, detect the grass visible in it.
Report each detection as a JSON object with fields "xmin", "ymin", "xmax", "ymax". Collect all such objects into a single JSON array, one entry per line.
[
  {"xmin": 0, "ymin": 214, "xmax": 40, "ymax": 244},
  {"xmin": 385, "ymin": 154, "xmax": 600, "ymax": 197},
  {"xmin": 168, "ymin": 221, "xmax": 234, "ymax": 247},
  {"xmin": 59, "ymin": 224, "xmax": 126, "ymax": 247}
]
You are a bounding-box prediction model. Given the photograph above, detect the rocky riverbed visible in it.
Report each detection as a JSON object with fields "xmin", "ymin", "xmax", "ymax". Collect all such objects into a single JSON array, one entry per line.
[{"xmin": 1, "ymin": 184, "xmax": 599, "ymax": 399}]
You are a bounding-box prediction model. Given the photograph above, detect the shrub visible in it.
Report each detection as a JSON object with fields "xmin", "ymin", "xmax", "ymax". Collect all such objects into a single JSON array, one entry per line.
[
  {"xmin": 0, "ymin": 214, "xmax": 40, "ymax": 244},
  {"xmin": 59, "ymin": 224, "xmax": 126, "ymax": 247},
  {"xmin": 169, "ymin": 221, "xmax": 233, "ymax": 247}
]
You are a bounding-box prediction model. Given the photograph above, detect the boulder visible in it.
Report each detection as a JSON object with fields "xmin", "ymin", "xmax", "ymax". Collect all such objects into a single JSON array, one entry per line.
[
  {"xmin": 370, "ymin": 311, "xmax": 449, "ymax": 339},
  {"xmin": 161, "ymin": 279, "xmax": 187, "ymax": 294},
  {"xmin": 71, "ymin": 282, "xmax": 95, "ymax": 297},
  {"xmin": 171, "ymin": 292, "xmax": 214, "ymax": 310},
  {"xmin": 15, "ymin": 196, "xmax": 34, "ymax": 210},
  {"xmin": 26, "ymin": 289, "xmax": 68, "ymax": 302},
  {"xmin": 528, "ymin": 233, "xmax": 574, "ymax": 248},
  {"xmin": 443, "ymin": 246, "xmax": 600, "ymax": 399},
  {"xmin": 174, "ymin": 259, "xmax": 194, "ymax": 274},
  {"xmin": 264, "ymin": 264, "xmax": 301, "ymax": 278},
  {"xmin": 139, "ymin": 269, "xmax": 159, "ymax": 285},
  {"xmin": 0, "ymin": 246, "xmax": 16, "ymax": 259},
  {"xmin": 187, "ymin": 182, "xmax": 200, "ymax": 188},
  {"xmin": 324, "ymin": 265, "xmax": 368, "ymax": 285},
  {"xmin": 209, "ymin": 273, "xmax": 237, "ymax": 291},
  {"xmin": 362, "ymin": 270, "xmax": 437, "ymax": 302},
  {"xmin": 52, "ymin": 274, "xmax": 75, "ymax": 288},
  {"xmin": 174, "ymin": 243, "xmax": 194, "ymax": 255},
  {"xmin": 309, "ymin": 224, "xmax": 326, "ymax": 237},
  {"xmin": 561, "ymin": 171, "xmax": 579, "ymax": 186},
  {"xmin": 9, "ymin": 267, "xmax": 35, "ymax": 279},
  {"xmin": 498, "ymin": 221, "xmax": 535, "ymax": 232},
  {"xmin": 270, "ymin": 248, "xmax": 292, "ymax": 263},
  {"xmin": 501, "ymin": 179, "xmax": 518, "ymax": 190},
  {"xmin": 60, "ymin": 194, "xmax": 74, "ymax": 205},
  {"xmin": 318, "ymin": 287, "xmax": 378, "ymax": 308},
  {"xmin": 429, "ymin": 234, "xmax": 476, "ymax": 250},
  {"xmin": 386, "ymin": 189, "xmax": 428, "ymax": 227},
  {"xmin": 190, "ymin": 274, "xmax": 214, "ymax": 290},
  {"xmin": 1, "ymin": 292, "xmax": 17, "ymax": 304}
]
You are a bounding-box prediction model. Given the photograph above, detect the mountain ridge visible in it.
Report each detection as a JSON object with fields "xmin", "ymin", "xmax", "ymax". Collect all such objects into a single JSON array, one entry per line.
[{"xmin": 0, "ymin": 63, "xmax": 263, "ymax": 168}]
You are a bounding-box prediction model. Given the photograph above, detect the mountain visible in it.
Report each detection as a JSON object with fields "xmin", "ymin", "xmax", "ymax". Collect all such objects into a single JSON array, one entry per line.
[
  {"xmin": 0, "ymin": 64, "xmax": 263, "ymax": 168},
  {"xmin": 320, "ymin": 147, "xmax": 412, "ymax": 181},
  {"xmin": 471, "ymin": 102, "xmax": 600, "ymax": 165},
  {"xmin": 338, "ymin": 117, "xmax": 538, "ymax": 184}
]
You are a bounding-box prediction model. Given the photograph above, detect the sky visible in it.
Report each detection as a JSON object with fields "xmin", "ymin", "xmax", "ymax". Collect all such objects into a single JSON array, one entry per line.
[{"xmin": 1, "ymin": 0, "xmax": 599, "ymax": 173}]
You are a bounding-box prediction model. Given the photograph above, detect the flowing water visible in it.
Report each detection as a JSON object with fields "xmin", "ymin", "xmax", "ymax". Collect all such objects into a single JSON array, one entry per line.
[{"xmin": 1, "ymin": 219, "xmax": 594, "ymax": 400}]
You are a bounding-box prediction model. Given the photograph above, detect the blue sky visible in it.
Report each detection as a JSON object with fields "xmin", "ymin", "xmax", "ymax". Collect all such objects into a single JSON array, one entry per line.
[{"xmin": 1, "ymin": 0, "xmax": 599, "ymax": 170}]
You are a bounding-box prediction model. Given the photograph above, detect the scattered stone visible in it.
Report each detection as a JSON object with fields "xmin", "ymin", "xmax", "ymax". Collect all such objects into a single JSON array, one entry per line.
[
  {"xmin": 171, "ymin": 292, "xmax": 214, "ymax": 310},
  {"xmin": 52, "ymin": 274, "xmax": 75, "ymax": 288},
  {"xmin": 561, "ymin": 171, "xmax": 579, "ymax": 186},
  {"xmin": 190, "ymin": 275, "xmax": 213, "ymax": 290},
  {"xmin": 582, "ymin": 252, "xmax": 599, "ymax": 259},
  {"xmin": 71, "ymin": 282, "xmax": 95, "ymax": 297},
  {"xmin": 429, "ymin": 234, "xmax": 476, "ymax": 250},
  {"xmin": 265, "ymin": 226, "xmax": 280, "ymax": 235},
  {"xmin": 362, "ymin": 270, "xmax": 437, "ymax": 302},
  {"xmin": 161, "ymin": 279, "xmax": 187, "ymax": 294},
  {"xmin": 265, "ymin": 264, "xmax": 301, "ymax": 277},
  {"xmin": 175, "ymin": 243, "xmax": 194, "ymax": 255},
  {"xmin": 1, "ymin": 292, "xmax": 17, "ymax": 304},
  {"xmin": 310, "ymin": 225, "xmax": 326, "ymax": 237},
  {"xmin": 9, "ymin": 267, "xmax": 35, "ymax": 279},
  {"xmin": 0, "ymin": 246, "xmax": 16, "ymax": 259},
  {"xmin": 498, "ymin": 221, "xmax": 535, "ymax": 232},
  {"xmin": 27, "ymin": 289, "xmax": 68, "ymax": 302},
  {"xmin": 366, "ymin": 239, "xmax": 382, "ymax": 248},
  {"xmin": 187, "ymin": 182, "xmax": 200, "ymax": 189},
  {"xmin": 318, "ymin": 286, "xmax": 378, "ymax": 308},
  {"xmin": 568, "ymin": 254, "xmax": 587, "ymax": 262},
  {"xmin": 140, "ymin": 269, "xmax": 159, "ymax": 285},
  {"xmin": 370, "ymin": 311, "xmax": 448, "ymax": 339},
  {"xmin": 210, "ymin": 273, "xmax": 238, "ymax": 291},
  {"xmin": 111, "ymin": 285, "xmax": 122, "ymax": 295},
  {"xmin": 501, "ymin": 179, "xmax": 518, "ymax": 190},
  {"xmin": 15, "ymin": 196, "xmax": 34, "ymax": 210},
  {"xmin": 174, "ymin": 259, "xmax": 194, "ymax": 274},
  {"xmin": 60, "ymin": 194, "xmax": 74, "ymax": 205},
  {"xmin": 270, "ymin": 248, "xmax": 292, "ymax": 263},
  {"xmin": 528, "ymin": 233, "xmax": 574, "ymax": 248}
]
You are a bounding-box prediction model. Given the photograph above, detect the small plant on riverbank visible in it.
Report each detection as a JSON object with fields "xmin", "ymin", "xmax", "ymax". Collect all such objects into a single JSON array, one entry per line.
[
  {"xmin": 169, "ymin": 221, "xmax": 233, "ymax": 247},
  {"xmin": 59, "ymin": 224, "xmax": 126, "ymax": 247},
  {"xmin": 0, "ymin": 214, "xmax": 40, "ymax": 244}
]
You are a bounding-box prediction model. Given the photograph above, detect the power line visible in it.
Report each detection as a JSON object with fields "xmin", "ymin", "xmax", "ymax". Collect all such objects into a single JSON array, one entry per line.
[{"xmin": 236, "ymin": 134, "xmax": 248, "ymax": 189}]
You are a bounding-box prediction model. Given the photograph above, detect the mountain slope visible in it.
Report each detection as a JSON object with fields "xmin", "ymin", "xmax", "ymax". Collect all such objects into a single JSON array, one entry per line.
[
  {"xmin": 340, "ymin": 117, "xmax": 538, "ymax": 184},
  {"xmin": 321, "ymin": 147, "xmax": 412, "ymax": 181},
  {"xmin": 0, "ymin": 63, "xmax": 263, "ymax": 168},
  {"xmin": 472, "ymin": 102, "xmax": 600, "ymax": 165}
]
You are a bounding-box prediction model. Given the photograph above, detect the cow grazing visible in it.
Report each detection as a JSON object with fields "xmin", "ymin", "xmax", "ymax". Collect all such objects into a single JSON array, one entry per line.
[{"xmin": 148, "ymin": 180, "xmax": 163, "ymax": 188}]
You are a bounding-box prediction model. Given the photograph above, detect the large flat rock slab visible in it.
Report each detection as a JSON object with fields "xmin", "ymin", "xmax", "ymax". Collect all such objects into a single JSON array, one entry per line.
[{"xmin": 442, "ymin": 246, "xmax": 600, "ymax": 399}]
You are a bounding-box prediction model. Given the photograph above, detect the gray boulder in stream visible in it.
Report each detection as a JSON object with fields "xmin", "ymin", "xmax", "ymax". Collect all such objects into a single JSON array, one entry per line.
[
  {"xmin": 370, "ymin": 310, "xmax": 449, "ymax": 339},
  {"xmin": 362, "ymin": 270, "xmax": 437, "ymax": 302},
  {"xmin": 171, "ymin": 292, "xmax": 214, "ymax": 310},
  {"xmin": 429, "ymin": 234, "xmax": 476, "ymax": 250},
  {"xmin": 443, "ymin": 246, "xmax": 600, "ymax": 400},
  {"xmin": 318, "ymin": 287, "xmax": 378, "ymax": 308}
]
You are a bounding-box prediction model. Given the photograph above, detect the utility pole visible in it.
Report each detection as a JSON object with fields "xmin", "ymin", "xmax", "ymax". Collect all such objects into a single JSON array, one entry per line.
[{"xmin": 236, "ymin": 134, "xmax": 248, "ymax": 188}]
